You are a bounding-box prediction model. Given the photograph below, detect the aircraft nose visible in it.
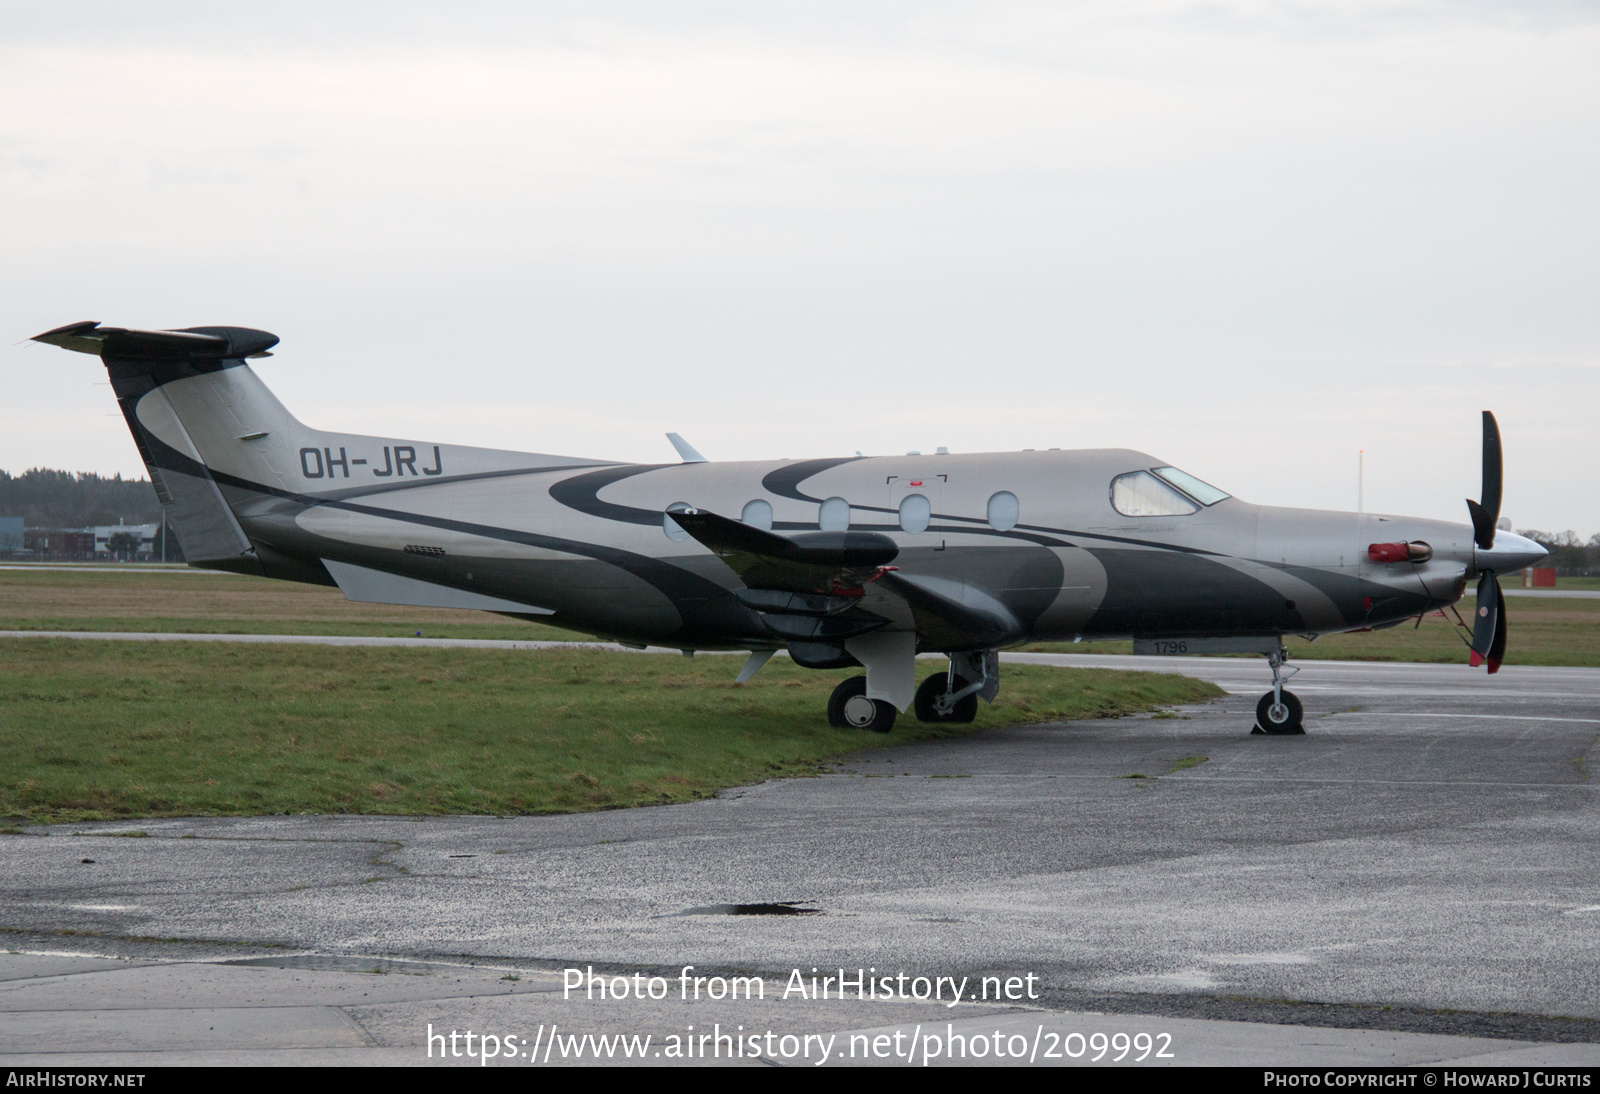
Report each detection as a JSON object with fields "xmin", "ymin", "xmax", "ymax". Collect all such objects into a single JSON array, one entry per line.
[{"xmin": 1475, "ymin": 530, "xmax": 1548, "ymax": 575}]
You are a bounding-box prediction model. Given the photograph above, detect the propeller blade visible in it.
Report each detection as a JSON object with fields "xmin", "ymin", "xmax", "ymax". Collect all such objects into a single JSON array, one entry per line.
[
  {"xmin": 1466, "ymin": 499, "xmax": 1495, "ymax": 551},
  {"xmin": 1487, "ymin": 581, "xmax": 1507, "ymax": 675},
  {"xmin": 1469, "ymin": 571, "xmax": 1500, "ymax": 669},
  {"xmin": 1467, "ymin": 411, "xmax": 1503, "ymax": 550}
]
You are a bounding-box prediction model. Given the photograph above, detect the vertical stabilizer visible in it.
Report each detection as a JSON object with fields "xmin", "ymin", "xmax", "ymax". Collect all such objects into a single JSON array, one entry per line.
[
  {"xmin": 32, "ymin": 322, "xmax": 290, "ymax": 571},
  {"xmin": 114, "ymin": 373, "xmax": 256, "ymax": 565}
]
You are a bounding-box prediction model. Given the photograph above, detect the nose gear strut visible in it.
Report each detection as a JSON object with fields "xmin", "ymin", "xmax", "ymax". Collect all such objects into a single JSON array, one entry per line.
[{"xmin": 1252, "ymin": 644, "xmax": 1304, "ymax": 735}]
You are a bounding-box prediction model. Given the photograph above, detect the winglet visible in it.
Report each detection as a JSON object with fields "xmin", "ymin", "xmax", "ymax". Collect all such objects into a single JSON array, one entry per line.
[{"xmin": 666, "ymin": 433, "xmax": 708, "ymax": 463}]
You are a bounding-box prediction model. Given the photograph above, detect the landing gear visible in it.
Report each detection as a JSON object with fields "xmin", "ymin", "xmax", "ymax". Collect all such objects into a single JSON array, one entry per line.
[
  {"xmin": 1254, "ymin": 690, "xmax": 1304, "ymax": 734},
  {"xmin": 1252, "ymin": 645, "xmax": 1305, "ymax": 735},
  {"xmin": 827, "ymin": 676, "xmax": 897, "ymax": 733},
  {"xmin": 913, "ymin": 671, "xmax": 978, "ymax": 723}
]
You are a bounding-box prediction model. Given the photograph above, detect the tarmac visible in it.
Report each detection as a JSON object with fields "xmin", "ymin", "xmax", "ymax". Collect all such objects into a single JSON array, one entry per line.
[{"xmin": 2, "ymin": 652, "xmax": 1598, "ymax": 1067}]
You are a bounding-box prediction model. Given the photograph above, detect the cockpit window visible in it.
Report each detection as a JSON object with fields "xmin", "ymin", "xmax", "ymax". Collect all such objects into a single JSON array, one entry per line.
[
  {"xmin": 1111, "ymin": 471, "xmax": 1199, "ymax": 517},
  {"xmin": 1152, "ymin": 466, "xmax": 1230, "ymax": 506}
]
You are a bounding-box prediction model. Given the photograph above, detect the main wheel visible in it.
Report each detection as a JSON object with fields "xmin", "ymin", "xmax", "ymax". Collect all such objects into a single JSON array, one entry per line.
[
  {"xmin": 827, "ymin": 675, "xmax": 897, "ymax": 732},
  {"xmin": 913, "ymin": 672, "xmax": 978, "ymax": 723},
  {"xmin": 1255, "ymin": 689, "xmax": 1304, "ymax": 735}
]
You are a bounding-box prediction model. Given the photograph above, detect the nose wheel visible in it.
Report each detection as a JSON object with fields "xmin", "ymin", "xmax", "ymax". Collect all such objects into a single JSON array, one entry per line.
[
  {"xmin": 1253, "ymin": 690, "xmax": 1304, "ymax": 734},
  {"xmin": 827, "ymin": 675, "xmax": 897, "ymax": 733},
  {"xmin": 1251, "ymin": 645, "xmax": 1306, "ymax": 735}
]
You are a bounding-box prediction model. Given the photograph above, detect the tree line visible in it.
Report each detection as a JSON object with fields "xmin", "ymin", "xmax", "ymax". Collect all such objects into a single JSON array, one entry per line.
[{"xmin": 0, "ymin": 468, "xmax": 164, "ymax": 528}]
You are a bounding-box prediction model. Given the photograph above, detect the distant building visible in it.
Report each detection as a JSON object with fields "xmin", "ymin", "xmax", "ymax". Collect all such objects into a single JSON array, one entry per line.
[
  {"xmin": 23, "ymin": 528, "xmax": 97, "ymax": 559},
  {"xmin": 94, "ymin": 523, "xmax": 160, "ymax": 560},
  {"xmin": 11, "ymin": 523, "xmax": 178, "ymax": 562},
  {"xmin": 0, "ymin": 516, "xmax": 22, "ymax": 558}
]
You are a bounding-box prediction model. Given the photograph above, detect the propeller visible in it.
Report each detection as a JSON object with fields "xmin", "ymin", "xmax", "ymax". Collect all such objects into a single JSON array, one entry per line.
[
  {"xmin": 1468, "ymin": 573, "xmax": 1505, "ymax": 673},
  {"xmin": 1465, "ymin": 411, "xmax": 1506, "ymax": 674},
  {"xmin": 1465, "ymin": 410, "xmax": 1502, "ymax": 551}
]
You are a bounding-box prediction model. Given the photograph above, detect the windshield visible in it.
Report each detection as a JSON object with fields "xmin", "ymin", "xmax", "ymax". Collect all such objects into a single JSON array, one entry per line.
[
  {"xmin": 1111, "ymin": 471, "xmax": 1198, "ymax": 517},
  {"xmin": 1152, "ymin": 466, "xmax": 1230, "ymax": 506}
]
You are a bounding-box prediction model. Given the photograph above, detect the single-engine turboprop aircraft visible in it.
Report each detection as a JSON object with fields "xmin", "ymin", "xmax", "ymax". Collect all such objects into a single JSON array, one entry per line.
[{"xmin": 33, "ymin": 321, "xmax": 1549, "ymax": 734}]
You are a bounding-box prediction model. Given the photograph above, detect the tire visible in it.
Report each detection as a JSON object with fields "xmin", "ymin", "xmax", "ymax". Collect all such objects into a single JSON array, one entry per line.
[
  {"xmin": 1255, "ymin": 690, "xmax": 1304, "ymax": 735},
  {"xmin": 827, "ymin": 675, "xmax": 897, "ymax": 733},
  {"xmin": 913, "ymin": 672, "xmax": 978, "ymax": 723}
]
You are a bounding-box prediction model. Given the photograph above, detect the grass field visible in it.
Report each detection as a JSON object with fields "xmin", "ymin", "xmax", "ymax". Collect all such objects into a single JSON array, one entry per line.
[
  {"xmin": 0, "ymin": 566, "xmax": 585, "ymax": 641},
  {"xmin": 0, "ymin": 640, "xmax": 1222, "ymax": 824}
]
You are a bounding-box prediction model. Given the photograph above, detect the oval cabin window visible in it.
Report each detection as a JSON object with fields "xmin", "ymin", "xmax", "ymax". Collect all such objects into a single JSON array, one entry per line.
[
  {"xmin": 741, "ymin": 499, "xmax": 773, "ymax": 530},
  {"xmin": 987, "ymin": 491, "xmax": 1019, "ymax": 531},
  {"xmin": 898, "ymin": 493, "xmax": 931, "ymax": 534},
  {"xmin": 818, "ymin": 496, "xmax": 851, "ymax": 532}
]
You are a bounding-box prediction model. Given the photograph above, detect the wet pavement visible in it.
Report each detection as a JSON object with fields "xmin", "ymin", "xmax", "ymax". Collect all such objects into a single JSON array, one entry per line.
[{"xmin": 4, "ymin": 655, "xmax": 1598, "ymax": 1066}]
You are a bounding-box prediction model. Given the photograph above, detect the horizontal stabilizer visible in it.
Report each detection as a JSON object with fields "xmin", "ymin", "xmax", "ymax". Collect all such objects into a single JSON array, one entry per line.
[
  {"xmin": 33, "ymin": 321, "xmax": 279, "ymax": 360},
  {"xmin": 322, "ymin": 559, "xmax": 555, "ymax": 615},
  {"xmin": 667, "ymin": 508, "xmax": 897, "ymax": 594}
]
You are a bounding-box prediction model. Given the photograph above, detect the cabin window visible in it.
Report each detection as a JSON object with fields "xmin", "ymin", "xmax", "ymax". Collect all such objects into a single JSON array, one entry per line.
[
  {"xmin": 741, "ymin": 499, "xmax": 773, "ymax": 530},
  {"xmin": 1110, "ymin": 472, "xmax": 1198, "ymax": 517},
  {"xmin": 664, "ymin": 501, "xmax": 692, "ymax": 541},
  {"xmin": 819, "ymin": 496, "xmax": 851, "ymax": 531},
  {"xmin": 1152, "ymin": 466, "xmax": 1230, "ymax": 506},
  {"xmin": 898, "ymin": 493, "xmax": 931, "ymax": 534},
  {"xmin": 987, "ymin": 491, "xmax": 1019, "ymax": 531}
]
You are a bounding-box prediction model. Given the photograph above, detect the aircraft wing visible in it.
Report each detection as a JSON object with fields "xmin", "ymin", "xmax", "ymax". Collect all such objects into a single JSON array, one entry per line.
[
  {"xmin": 870, "ymin": 570, "xmax": 1022, "ymax": 649},
  {"xmin": 671, "ymin": 508, "xmax": 1021, "ymax": 651},
  {"xmin": 667, "ymin": 508, "xmax": 897, "ymax": 594}
]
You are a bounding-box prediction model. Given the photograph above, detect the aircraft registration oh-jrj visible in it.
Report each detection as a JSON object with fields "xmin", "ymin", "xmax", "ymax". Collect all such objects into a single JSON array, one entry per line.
[{"xmin": 34, "ymin": 321, "xmax": 1548, "ymax": 734}]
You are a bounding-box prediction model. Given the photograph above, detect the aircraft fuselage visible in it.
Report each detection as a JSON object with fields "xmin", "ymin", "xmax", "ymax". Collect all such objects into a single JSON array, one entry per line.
[{"xmin": 34, "ymin": 320, "xmax": 1548, "ymax": 731}]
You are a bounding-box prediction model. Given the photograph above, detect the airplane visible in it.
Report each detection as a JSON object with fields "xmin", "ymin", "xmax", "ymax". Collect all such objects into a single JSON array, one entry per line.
[{"xmin": 32, "ymin": 320, "xmax": 1549, "ymax": 735}]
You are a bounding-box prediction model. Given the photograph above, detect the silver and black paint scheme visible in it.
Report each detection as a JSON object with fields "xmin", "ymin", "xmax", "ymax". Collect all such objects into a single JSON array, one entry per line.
[{"xmin": 33, "ymin": 321, "xmax": 1548, "ymax": 734}]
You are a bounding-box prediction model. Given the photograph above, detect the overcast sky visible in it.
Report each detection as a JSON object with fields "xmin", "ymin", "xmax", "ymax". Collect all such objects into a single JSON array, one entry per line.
[{"xmin": 3, "ymin": 1, "xmax": 1596, "ymax": 534}]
